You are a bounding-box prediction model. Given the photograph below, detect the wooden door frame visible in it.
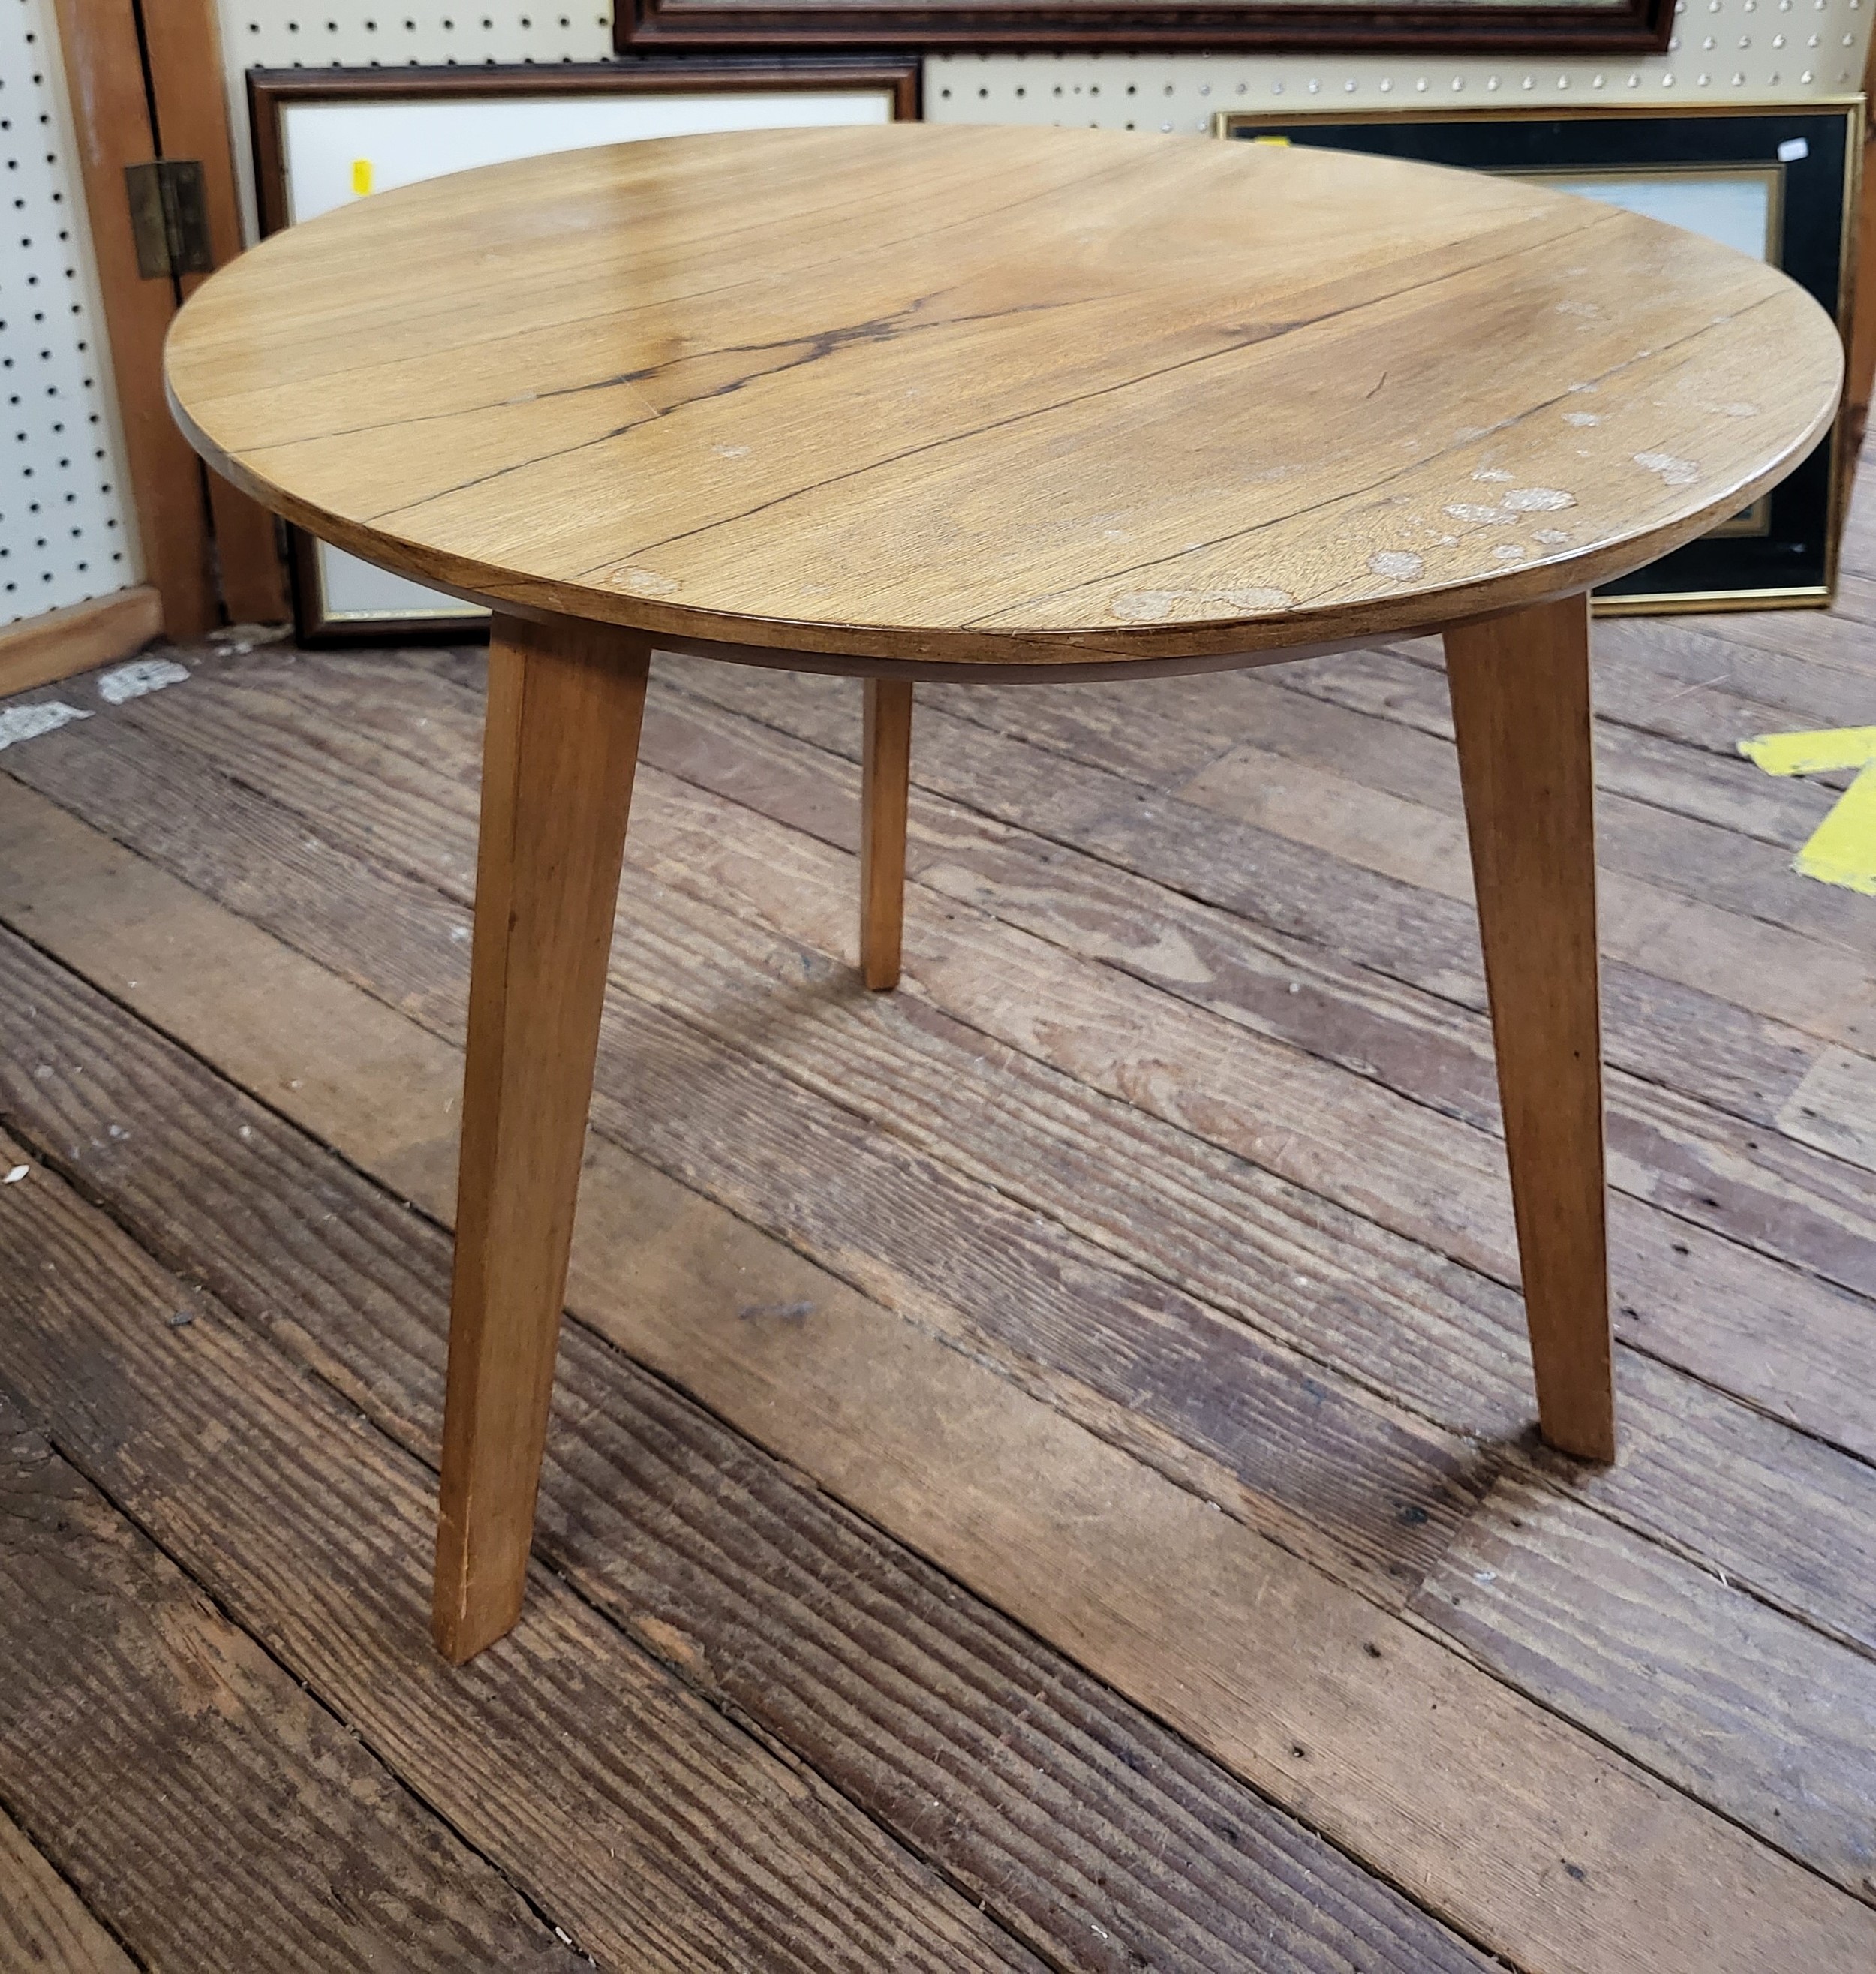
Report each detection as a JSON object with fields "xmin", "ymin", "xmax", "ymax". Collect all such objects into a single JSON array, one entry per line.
[
  {"xmin": 137, "ymin": 0, "xmax": 287, "ymax": 624},
  {"xmin": 38, "ymin": 0, "xmax": 284, "ymax": 673}
]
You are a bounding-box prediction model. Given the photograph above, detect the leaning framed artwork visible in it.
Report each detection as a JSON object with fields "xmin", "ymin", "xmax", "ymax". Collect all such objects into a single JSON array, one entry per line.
[
  {"xmin": 615, "ymin": 0, "xmax": 1674, "ymax": 58},
  {"xmin": 1216, "ymin": 101, "xmax": 1860, "ymax": 612},
  {"xmin": 249, "ymin": 61, "xmax": 921, "ymax": 644}
]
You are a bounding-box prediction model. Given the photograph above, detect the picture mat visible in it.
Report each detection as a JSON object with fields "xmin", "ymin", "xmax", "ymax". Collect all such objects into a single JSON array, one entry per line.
[
  {"xmin": 1523, "ymin": 169, "xmax": 1774, "ymax": 262},
  {"xmin": 280, "ymin": 90, "xmax": 894, "ymax": 222}
]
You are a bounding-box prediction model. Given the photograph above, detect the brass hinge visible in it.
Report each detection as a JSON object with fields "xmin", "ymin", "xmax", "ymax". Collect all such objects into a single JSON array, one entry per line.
[{"xmin": 124, "ymin": 160, "xmax": 215, "ymax": 279}]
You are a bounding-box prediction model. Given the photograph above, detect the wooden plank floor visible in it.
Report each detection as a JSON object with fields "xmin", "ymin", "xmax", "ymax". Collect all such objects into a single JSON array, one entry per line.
[{"xmin": 3, "ymin": 489, "xmax": 1875, "ymax": 1971}]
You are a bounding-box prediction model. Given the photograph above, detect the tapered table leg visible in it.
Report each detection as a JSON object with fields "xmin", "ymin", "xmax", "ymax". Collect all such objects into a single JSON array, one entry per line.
[
  {"xmin": 861, "ymin": 678, "xmax": 913, "ymax": 992},
  {"xmin": 433, "ymin": 612, "xmax": 651, "ymax": 1663},
  {"xmin": 1445, "ymin": 593, "xmax": 1615, "ymax": 1462}
]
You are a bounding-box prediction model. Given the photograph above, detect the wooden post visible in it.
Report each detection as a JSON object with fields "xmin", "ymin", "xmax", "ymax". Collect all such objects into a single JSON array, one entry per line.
[
  {"xmin": 50, "ymin": 0, "xmax": 218, "ymax": 639},
  {"xmin": 432, "ymin": 613, "xmax": 651, "ymax": 1663},
  {"xmin": 1445, "ymin": 593, "xmax": 1616, "ymax": 1462}
]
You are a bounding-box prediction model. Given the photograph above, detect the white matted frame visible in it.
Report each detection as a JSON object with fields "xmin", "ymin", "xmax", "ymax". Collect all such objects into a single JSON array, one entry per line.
[{"xmin": 249, "ymin": 60, "xmax": 921, "ymax": 644}]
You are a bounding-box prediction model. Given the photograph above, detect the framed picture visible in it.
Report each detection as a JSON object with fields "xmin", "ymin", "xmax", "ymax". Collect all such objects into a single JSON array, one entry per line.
[
  {"xmin": 249, "ymin": 61, "xmax": 921, "ymax": 644},
  {"xmin": 614, "ymin": 0, "xmax": 1673, "ymax": 59},
  {"xmin": 1216, "ymin": 102, "xmax": 1859, "ymax": 612}
]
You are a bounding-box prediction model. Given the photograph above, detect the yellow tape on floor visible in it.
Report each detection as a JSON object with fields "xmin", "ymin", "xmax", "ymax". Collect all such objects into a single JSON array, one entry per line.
[{"xmin": 1739, "ymin": 726, "xmax": 1876, "ymax": 897}]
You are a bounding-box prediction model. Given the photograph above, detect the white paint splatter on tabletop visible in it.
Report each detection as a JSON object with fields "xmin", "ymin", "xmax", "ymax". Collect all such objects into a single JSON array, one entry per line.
[
  {"xmin": 1501, "ymin": 488, "xmax": 1577, "ymax": 513},
  {"xmin": 1634, "ymin": 452, "xmax": 1701, "ymax": 488},
  {"xmin": 1108, "ymin": 585, "xmax": 1294, "ymax": 622},
  {"xmin": 1367, "ymin": 550, "xmax": 1425, "ymax": 582},
  {"xmin": 601, "ymin": 566, "xmax": 681, "ymax": 595}
]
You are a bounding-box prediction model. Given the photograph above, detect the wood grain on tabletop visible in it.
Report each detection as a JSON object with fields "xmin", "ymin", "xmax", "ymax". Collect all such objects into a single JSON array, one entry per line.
[{"xmin": 164, "ymin": 124, "xmax": 1841, "ymax": 668}]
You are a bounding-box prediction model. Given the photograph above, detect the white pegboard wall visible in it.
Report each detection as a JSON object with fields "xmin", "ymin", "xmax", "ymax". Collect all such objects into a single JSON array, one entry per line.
[
  {"xmin": 211, "ymin": 1, "xmax": 1872, "ymax": 227},
  {"xmin": 927, "ymin": 3, "xmax": 1871, "ymax": 134},
  {"xmin": 215, "ymin": 0, "xmax": 1868, "ymax": 137},
  {"xmin": 0, "ymin": 0, "xmax": 140, "ymax": 628},
  {"xmin": 207, "ymin": 0, "xmax": 1873, "ymax": 257},
  {"xmin": 223, "ymin": 7, "xmax": 612, "ymax": 69}
]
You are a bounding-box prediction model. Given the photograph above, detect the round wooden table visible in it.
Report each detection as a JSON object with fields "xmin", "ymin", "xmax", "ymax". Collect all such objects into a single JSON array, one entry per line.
[{"xmin": 165, "ymin": 122, "xmax": 1841, "ymax": 1663}]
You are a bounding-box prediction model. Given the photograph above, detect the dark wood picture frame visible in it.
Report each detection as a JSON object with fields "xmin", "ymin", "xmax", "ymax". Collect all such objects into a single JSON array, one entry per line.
[
  {"xmin": 1218, "ymin": 101, "xmax": 1862, "ymax": 612},
  {"xmin": 615, "ymin": 0, "xmax": 1673, "ymax": 59},
  {"xmin": 248, "ymin": 59, "xmax": 921, "ymax": 643}
]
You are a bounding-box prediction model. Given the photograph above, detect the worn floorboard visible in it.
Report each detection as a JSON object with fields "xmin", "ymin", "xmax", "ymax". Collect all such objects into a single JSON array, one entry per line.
[
  {"xmin": 0, "ymin": 1807, "xmax": 135, "ymax": 1974},
  {"xmin": 0, "ymin": 928, "xmax": 1499, "ymax": 1974},
  {"xmin": 80, "ymin": 645, "xmax": 1876, "ymax": 1469},
  {"xmin": 0, "ymin": 1127, "xmax": 1049, "ymax": 1974},
  {"xmin": 0, "ymin": 1386, "xmax": 567, "ymax": 1972},
  {"xmin": 1, "ymin": 531, "xmax": 1873, "ymax": 1972}
]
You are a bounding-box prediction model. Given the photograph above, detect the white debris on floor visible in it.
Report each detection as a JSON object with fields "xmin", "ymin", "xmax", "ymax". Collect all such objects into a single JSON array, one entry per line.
[
  {"xmin": 0, "ymin": 703, "xmax": 90, "ymax": 751},
  {"xmin": 98, "ymin": 656, "xmax": 190, "ymax": 704}
]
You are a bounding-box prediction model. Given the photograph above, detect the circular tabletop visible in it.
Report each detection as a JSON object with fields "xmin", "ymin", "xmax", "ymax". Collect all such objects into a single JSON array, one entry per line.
[{"xmin": 167, "ymin": 122, "xmax": 1841, "ymax": 673}]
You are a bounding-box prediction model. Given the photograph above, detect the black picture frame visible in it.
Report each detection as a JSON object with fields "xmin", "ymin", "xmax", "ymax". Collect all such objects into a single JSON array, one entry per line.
[
  {"xmin": 1217, "ymin": 101, "xmax": 1859, "ymax": 612},
  {"xmin": 1222, "ymin": 98, "xmax": 1854, "ymax": 608},
  {"xmin": 248, "ymin": 59, "xmax": 922, "ymax": 645}
]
